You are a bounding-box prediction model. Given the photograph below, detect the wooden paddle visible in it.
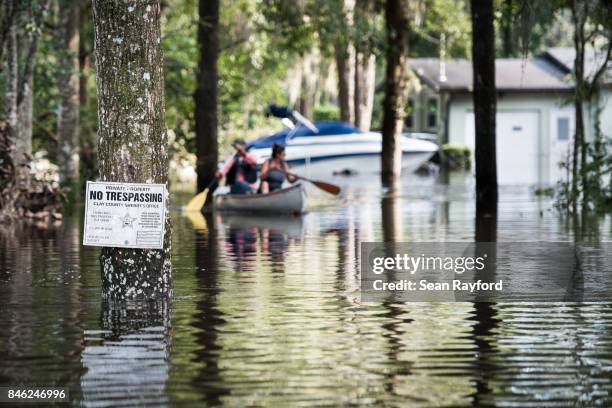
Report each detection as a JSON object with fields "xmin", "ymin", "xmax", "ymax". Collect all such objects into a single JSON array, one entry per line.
[
  {"xmin": 290, "ymin": 173, "xmax": 341, "ymax": 195},
  {"xmin": 184, "ymin": 179, "xmax": 218, "ymax": 212}
]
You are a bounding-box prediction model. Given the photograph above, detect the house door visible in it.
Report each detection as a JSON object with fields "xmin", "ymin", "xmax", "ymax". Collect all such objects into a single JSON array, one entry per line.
[
  {"xmin": 549, "ymin": 108, "xmax": 575, "ymax": 184},
  {"xmin": 465, "ymin": 111, "xmax": 540, "ymax": 185}
]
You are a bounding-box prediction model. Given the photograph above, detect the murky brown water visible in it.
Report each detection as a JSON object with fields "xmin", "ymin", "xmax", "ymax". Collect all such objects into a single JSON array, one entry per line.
[{"xmin": 1, "ymin": 172, "xmax": 611, "ymax": 407}]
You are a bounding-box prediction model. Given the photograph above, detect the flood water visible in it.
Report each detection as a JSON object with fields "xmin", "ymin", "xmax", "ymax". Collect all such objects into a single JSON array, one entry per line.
[{"xmin": 1, "ymin": 172, "xmax": 611, "ymax": 407}]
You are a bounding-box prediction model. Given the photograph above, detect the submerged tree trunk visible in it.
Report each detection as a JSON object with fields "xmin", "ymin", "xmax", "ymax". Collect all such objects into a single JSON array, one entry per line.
[
  {"xmin": 92, "ymin": 0, "xmax": 171, "ymax": 299},
  {"xmin": 354, "ymin": 52, "xmax": 375, "ymax": 131},
  {"xmin": 381, "ymin": 0, "xmax": 409, "ymax": 185},
  {"xmin": 470, "ymin": 0, "xmax": 498, "ymax": 214},
  {"xmin": 194, "ymin": 0, "xmax": 219, "ymax": 193},
  {"xmin": 570, "ymin": 0, "xmax": 586, "ymax": 215},
  {"xmin": 57, "ymin": 0, "xmax": 80, "ymax": 191}
]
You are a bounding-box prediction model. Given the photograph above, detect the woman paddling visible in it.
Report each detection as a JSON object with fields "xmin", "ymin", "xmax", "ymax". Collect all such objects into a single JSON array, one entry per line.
[{"xmin": 259, "ymin": 143, "xmax": 298, "ymax": 193}]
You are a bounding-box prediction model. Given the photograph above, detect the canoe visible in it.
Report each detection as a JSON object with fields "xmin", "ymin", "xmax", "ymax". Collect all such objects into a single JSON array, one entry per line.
[{"xmin": 214, "ymin": 184, "xmax": 306, "ymax": 214}]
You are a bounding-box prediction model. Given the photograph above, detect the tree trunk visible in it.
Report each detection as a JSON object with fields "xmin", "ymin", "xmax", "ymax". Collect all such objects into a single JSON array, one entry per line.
[
  {"xmin": 92, "ymin": 0, "xmax": 171, "ymax": 300},
  {"xmin": 354, "ymin": 51, "xmax": 375, "ymax": 131},
  {"xmin": 298, "ymin": 53, "xmax": 315, "ymax": 120},
  {"xmin": 335, "ymin": 43, "xmax": 355, "ymax": 124},
  {"xmin": 14, "ymin": 34, "xmax": 34, "ymax": 191},
  {"xmin": 78, "ymin": 0, "xmax": 90, "ymax": 107},
  {"xmin": 571, "ymin": 0, "xmax": 587, "ymax": 215},
  {"xmin": 470, "ymin": 0, "xmax": 498, "ymax": 214},
  {"xmin": 501, "ymin": 0, "xmax": 514, "ymax": 57},
  {"xmin": 4, "ymin": 1, "xmax": 17, "ymax": 133},
  {"xmin": 381, "ymin": 0, "xmax": 409, "ymax": 185},
  {"xmin": 194, "ymin": 0, "xmax": 219, "ymax": 193},
  {"xmin": 57, "ymin": 0, "xmax": 80, "ymax": 191}
]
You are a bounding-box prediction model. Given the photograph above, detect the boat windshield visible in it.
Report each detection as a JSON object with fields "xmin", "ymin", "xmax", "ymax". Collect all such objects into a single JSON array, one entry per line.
[{"xmin": 247, "ymin": 121, "xmax": 360, "ymax": 150}]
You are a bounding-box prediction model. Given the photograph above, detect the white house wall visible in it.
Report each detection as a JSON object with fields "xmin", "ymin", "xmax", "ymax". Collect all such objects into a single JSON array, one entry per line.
[{"xmin": 447, "ymin": 93, "xmax": 579, "ymax": 186}]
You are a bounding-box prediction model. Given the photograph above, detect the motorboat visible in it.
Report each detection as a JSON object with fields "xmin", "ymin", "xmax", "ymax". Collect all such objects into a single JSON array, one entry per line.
[{"xmin": 245, "ymin": 106, "xmax": 439, "ymax": 179}]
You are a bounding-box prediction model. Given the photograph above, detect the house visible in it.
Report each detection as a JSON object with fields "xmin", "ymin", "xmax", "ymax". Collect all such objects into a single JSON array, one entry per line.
[{"xmin": 406, "ymin": 48, "xmax": 612, "ymax": 186}]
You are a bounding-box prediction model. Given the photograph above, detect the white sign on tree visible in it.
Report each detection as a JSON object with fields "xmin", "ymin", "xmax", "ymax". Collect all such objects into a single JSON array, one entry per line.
[{"xmin": 83, "ymin": 181, "xmax": 167, "ymax": 249}]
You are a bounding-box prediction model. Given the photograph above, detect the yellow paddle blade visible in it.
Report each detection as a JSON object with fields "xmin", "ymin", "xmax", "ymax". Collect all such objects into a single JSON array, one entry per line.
[
  {"xmin": 184, "ymin": 209, "xmax": 208, "ymax": 230},
  {"xmin": 184, "ymin": 189, "xmax": 208, "ymax": 212}
]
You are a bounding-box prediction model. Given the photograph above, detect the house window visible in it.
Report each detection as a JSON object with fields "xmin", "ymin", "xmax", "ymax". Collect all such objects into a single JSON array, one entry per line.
[
  {"xmin": 405, "ymin": 99, "xmax": 415, "ymax": 129},
  {"xmin": 427, "ymin": 98, "xmax": 438, "ymax": 129},
  {"xmin": 557, "ymin": 117, "xmax": 569, "ymax": 141}
]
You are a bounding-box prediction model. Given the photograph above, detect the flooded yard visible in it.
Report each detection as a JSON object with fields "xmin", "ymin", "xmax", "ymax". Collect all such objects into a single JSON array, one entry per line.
[{"xmin": 1, "ymin": 172, "xmax": 611, "ymax": 407}]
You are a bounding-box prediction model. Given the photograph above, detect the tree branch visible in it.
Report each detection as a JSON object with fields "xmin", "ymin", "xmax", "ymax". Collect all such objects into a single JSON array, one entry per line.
[{"xmin": 586, "ymin": 36, "xmax": 612, "ymax": 99}]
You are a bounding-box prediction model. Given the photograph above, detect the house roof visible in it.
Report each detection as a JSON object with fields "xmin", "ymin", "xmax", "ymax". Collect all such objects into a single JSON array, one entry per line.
[
  {"xmin": 543, "ymin": 47, "xmax": 612, "ymax": 84},
  {"xmin": 409, "ymin": 57, "xmax": 572, "ymax": 93}
]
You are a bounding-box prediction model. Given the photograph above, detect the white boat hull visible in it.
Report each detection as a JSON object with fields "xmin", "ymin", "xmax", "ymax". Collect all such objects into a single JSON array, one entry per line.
[
  {"xmin": 214, "ymin": 184, "xmax": 306, "ymax": 214},
  {"xmin": 248, "ymin": 132, "xmax": 437, "ymax": 178}
]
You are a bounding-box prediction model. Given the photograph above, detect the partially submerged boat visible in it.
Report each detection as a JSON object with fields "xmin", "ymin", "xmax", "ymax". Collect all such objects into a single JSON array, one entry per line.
[
  {"xmin": 246, "ymin": 119, "xmax": 439, "ymax": 179},
  {"xmin": 214, "ymin": 184, "xmax": 306, "ymax": 214}
]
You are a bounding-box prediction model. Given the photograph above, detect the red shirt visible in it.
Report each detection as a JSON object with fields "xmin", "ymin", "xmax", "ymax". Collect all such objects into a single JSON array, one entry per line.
[{"xmin": 221, "ymin": 153, "xmax": 257, "ymax": 185}]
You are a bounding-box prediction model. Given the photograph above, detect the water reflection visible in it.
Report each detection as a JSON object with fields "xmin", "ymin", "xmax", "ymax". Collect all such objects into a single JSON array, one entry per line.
[
  {"xmin": 219, "ymin": 213, "xmax": 303, "ymax": 273},
  {"xmin": 192, "ymin": 213, "xmax": 228, "ymax": 405},
  {"xmin": 0, "ymin": 222, "xmax": 84, "ymax": 398},
  {"xmin": 0, "ymin": 173, "xmax": 611, "ymax": 406},
  {"xmin": 81, "ymin": 299, "xmax": 171, "ymax": 407}
]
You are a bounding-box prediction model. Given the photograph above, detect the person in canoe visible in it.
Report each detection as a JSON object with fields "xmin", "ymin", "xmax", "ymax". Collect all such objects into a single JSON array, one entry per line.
[
  {"xmin": 216, "ymin": 139, "xmax": 258, "ymax": 194},
  {"xmin": 259, "ymin": 143, "xmax": 298, "ymax": 193}
]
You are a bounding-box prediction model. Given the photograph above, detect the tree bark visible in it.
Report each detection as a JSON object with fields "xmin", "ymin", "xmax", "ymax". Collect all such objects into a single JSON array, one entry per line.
[
  {"xmin": 57, "ymin": 0, "xmax": 80, "ymax": 190},
  {"xmin": 335, "ymin": 42, "xmax": 355, "ymax": 124},
  {"xmin": 470, "ymin": 0, "xmax": 498, "ymax": 214},
  {"xmin": 570, "ymin": 0, "xmax": 586, "ymax": 215},
  {"xmin": 298, "ymin": 53, "xmax": 316, "ymax": 120},
  {"xmin": 381, "ymin": 0, "xmax": 409, "ymax": 185},
  {"xmin": 4, "ymin": 1, "xmax": 18, "ymax": 133},
  {"xmin": 78, "ymin": 0, "xmax": 90, "ymax": 107},
  {"xmin": 354, "ymin": 51, "xmax": 375, "ymax": 131},
  {"xmin": 92, "ymin": 0, "xmax": 171, "ymax": 300},
  {"xmin": 501, "ymin": 0, "xmax": 514, "ymax": 57},
  {"xmin": 194, "ymin": 0, "xmax": 219, "ymax": 193}
]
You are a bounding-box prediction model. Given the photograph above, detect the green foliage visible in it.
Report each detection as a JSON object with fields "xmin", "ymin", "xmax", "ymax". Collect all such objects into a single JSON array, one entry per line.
[
  {"xmin": 441, "ymin": 144, "xmax": 471, "ymax": 170},
  {"xmin": 162, "ymin": 0, "xmax": 198, "ymax": 151},
  {"xmin": 410, "ymin": 0, "xmax": 472, "ymax": 58},
  {"xmin": 555, "ymin": 123, "xmax": 612, "ymax": 214},
  {"xmin": 313, "ymin": 104, "xmax": 340, "ymax": 121},
  {"xmin": 495, "ymin": 0, "xmax": 568, "ymax": 57}
]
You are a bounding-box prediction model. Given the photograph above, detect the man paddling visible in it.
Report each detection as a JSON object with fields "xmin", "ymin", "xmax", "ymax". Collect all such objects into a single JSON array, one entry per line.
[{"xmin": 216, "ymin": 139, "xmax": 258, "ymax": 194}]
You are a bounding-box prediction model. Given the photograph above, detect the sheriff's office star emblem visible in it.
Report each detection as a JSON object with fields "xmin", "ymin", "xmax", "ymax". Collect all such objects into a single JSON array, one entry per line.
[{"xmin": 120, "ymin": 212, "xmax": 136, "ymax": 229}]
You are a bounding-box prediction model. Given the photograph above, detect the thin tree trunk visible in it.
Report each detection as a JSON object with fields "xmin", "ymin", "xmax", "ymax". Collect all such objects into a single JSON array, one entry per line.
[
  {"xmin": 381, "ymin": 0, "xmax": 409, "ymax": 185},
  {"xmin": 298, "ymin": 53, "xmax": 315, "ymax": 119},
  {"xmin": 194, "ymin": 0, "xmax": 219, "ymax": 193},
  {"xmin": 15, "ymin": 76, "xmax": 32, "ymax": 191},
  {"xmin": 570, "ymin": 0, "xmax": 586, "ymax": 215},
  {"xmin": 57, "ymin": 0, "xmax": 80, "ymax": 191},
  {"xmin": 335, "ymin": 43, "xmax": 355, "ymax": 124},
  {"xmin": 4, "ymin": 0, "xmax": 17, "ymax": 133},
  {"xmin": 470, "ymin": 0, "xmax": 498, "ymax": 214},
  {"xmin": 501, "ymin": 0, "xmax": 514, "ymax": 57},
  {"xmin": 354, "ymin": 51, "xmax": 375, "ymax": 131},
  {"xmin": 92, "ymin": 0, "xmax": 171, "ymax": 300},
  {"xmin": 78, "ymin": 0, "xmax": 90, "ymax": 107}
]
